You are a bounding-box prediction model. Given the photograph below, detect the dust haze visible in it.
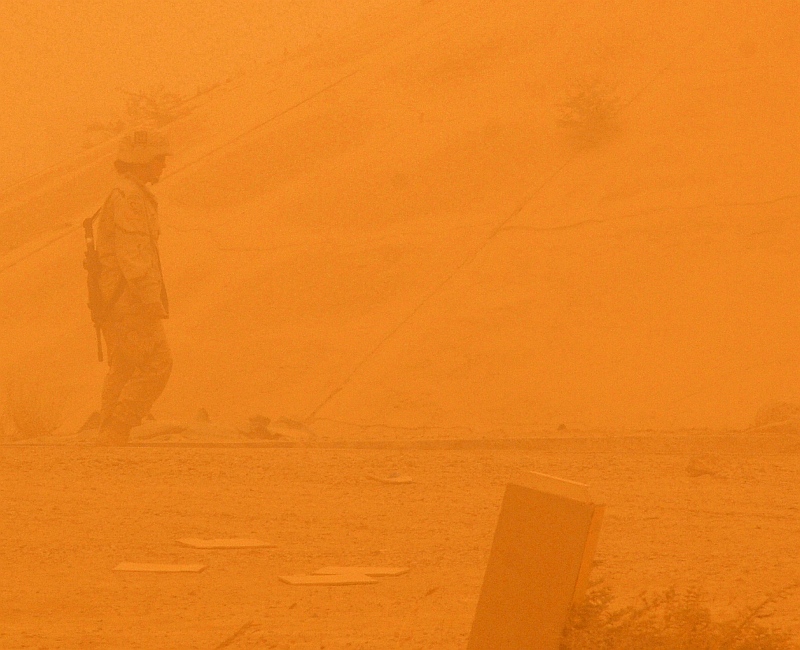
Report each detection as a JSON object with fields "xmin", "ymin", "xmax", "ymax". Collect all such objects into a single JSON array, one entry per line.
[
  {"xmin": 1, "ymin": 0, "xmax": 389, "ymax": 187},
  {"xmin": 1, "ymin": 0, "xmax": 799, "ymax": 647}
]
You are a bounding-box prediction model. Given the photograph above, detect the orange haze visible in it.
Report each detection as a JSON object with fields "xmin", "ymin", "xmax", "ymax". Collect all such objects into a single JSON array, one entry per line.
[{"xmin": 2, "ymin": 0, "xmax": 800, "ymax": 645}]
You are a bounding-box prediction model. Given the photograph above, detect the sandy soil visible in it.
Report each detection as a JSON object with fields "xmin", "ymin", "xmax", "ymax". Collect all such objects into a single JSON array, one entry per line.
[{"xmin": 2, "ymin": 431, "xmax": 798, "ymax": 649}]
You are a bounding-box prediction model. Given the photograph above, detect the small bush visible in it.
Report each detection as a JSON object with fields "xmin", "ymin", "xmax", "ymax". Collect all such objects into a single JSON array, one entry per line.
[
  {"xmin": 556, "ymin": 77, "xmax": 620, "ymax": 148},
  {"xmin": 4, "ymin": 366, "xmax": 68, "ymax": 440},
  {"xmin": 123, "ymin": 85, "xmax": 186, "ymax": 127},
  {"xmin": 84, "ymin": 78, "xmax": 234, "ymax": 149},
  {"xmin": 562, "ymin": 584, "xmax": 797, "ymax": 650}
]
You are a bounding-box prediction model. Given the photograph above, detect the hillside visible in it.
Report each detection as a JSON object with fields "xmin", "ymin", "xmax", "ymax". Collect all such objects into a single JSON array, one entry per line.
[{"xmin": 1, "ymin": 0, "xmax": 799, "ymax": 439}]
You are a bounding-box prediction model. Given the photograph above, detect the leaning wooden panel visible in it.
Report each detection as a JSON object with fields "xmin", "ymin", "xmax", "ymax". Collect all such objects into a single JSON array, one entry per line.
[{"xmin": 467, "ymin": 471, "xmax": 604, "ymax": 650}]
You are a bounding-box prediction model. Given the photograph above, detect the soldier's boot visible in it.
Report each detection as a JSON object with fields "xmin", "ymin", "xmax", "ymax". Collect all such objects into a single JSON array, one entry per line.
[
  {"xmin": 77, "ymin": 411, "xmax": 103, "ymax": 434},
  {"xmin": 96, "ymin": 417, "xmax": 132, "ymax": 447}
]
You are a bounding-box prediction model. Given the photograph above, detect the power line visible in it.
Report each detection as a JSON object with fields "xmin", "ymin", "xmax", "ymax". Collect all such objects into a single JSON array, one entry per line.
[{"xmin": 305, "ymin": 14, "xmax": 714, "ymax": 421}]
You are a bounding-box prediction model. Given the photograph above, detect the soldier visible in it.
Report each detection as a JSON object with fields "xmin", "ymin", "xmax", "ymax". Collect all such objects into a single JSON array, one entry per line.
[{"xmin": 94, "ymin": 130, "xmax": 173, "ymax": 445}]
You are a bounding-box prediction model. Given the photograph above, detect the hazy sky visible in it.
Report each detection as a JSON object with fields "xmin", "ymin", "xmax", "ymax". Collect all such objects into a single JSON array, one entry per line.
[{"xmin": 1, "ymin": 0, "xmax": 390, "ymax": 188}]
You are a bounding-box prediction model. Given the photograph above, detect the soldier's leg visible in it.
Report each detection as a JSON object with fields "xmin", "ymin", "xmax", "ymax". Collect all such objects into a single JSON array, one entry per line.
[
  {"xmin": 97, "ymin": 320, "xmax": 137, "ymax": 444},
  {"xmin": 111, "ymin": 318, "xmax": 173, "ymax": 430},
  {"xmin": 100, "ymin": 321, "xmax": 136, "ymax": 423}
]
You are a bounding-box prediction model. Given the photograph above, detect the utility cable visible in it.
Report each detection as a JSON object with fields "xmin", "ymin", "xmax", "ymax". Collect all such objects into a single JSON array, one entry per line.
[
  {"xmin": 0, "ymin": 0, "xmax": 471, "ymax": 276},
  {"xmin": 305, "ymin": 13, "xmax": 716, "ymax": 421}
]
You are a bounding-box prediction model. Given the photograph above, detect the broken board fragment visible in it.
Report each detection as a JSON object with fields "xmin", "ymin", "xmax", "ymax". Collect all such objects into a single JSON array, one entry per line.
[
  {"xmin": 114, "ymin": 562, "xmax": 206, "ymax": 573},
  {"xmin": 314, "ymin": 566, "xmax": 410, "ymax": 577},
  {"xmin": 279, "ymin": 574, "xmax": 378, "ymax": 586},
  {"xmin": 177, "ymin": 538, "xmax": 275, "ymax": 549},
  {"xmin": 366, "ymin": 473, "xmax": 414, "ymax": 484},
  {"xmin": 467, "ymin": 471, "xmax": 604, "ymax": 650}
]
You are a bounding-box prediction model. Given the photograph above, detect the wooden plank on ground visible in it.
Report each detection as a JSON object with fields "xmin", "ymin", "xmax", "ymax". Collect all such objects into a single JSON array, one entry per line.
[
  {"xmin": 177, "ymin": 538, "xmax": 275, "ymax": 549},
  {"xmin": 366, "ymin": 473, "xmax": 414, "ymax": 484},
  {"xmin": 314, "ymin": 566, "xmax": 410, "ymax": 577},
  {"xmin": 279, "ymin": 574, "xmax": 378, "ymax": 586},
  {"xmin": 113, "ymin": 562, "xmax": 207, "ymax": 573}
]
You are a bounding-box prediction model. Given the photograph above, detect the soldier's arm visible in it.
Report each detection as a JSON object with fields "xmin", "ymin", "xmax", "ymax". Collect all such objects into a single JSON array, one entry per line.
[{"xmin": 111, "ymin": 191, "xmax": 163, "ymax": 307}]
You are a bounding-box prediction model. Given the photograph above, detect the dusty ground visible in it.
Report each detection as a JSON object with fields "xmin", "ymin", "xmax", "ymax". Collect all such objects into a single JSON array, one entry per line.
[{"xmin": 2, "ymin": 430, "xmax": 798, "ymax": 649}]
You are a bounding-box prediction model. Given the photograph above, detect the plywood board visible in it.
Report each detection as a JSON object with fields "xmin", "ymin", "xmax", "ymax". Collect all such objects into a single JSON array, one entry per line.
[
  {"xmin": 468, "ymin": 471, "xmax": 604, "ymax": 650},
  {"xmin": 177, "ymin": 538, "xmax": 275, "ymax": 549},
  {"xmin": 114, "ymin": 562, "xmax": 207, "ymax": 573},
  {"xmin": 279, "ymin": 574, "xmax": 378, "ymax": 586},
  {"xmin": 511, "ymin": 471, "xmax": 591, "ymax": 502},
  {"xmin": 314, "ymin": 566, "xmax": 410, "ymax": 577},
  {"xmin": 572, "ymin": 504, "xmax": 606, "ymax": 606},
  {"xmin": 366, "ymin": 474, "xmax": 414, "ymax": 484}
]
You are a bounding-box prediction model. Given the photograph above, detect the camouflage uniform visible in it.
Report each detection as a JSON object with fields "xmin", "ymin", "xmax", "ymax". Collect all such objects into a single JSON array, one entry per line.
[{"xmin": 95, "ymin": 132, "xmax": 172, "ymax": 443}]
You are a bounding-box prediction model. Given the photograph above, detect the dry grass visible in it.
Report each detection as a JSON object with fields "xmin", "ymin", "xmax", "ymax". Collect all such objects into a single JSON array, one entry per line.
[
  {"xmin": 556, "ymin": 76, "xmax": 620, "ymax": 148},
  {"xmin": 562, "ymin": 584, "xmax": 798, "ymax": 650},
  {"xmin": 3, "ymin": 365, "xmax": 68, "ymax": 440}
]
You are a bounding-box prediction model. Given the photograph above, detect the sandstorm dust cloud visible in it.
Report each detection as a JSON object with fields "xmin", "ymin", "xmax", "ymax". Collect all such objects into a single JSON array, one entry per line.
[
  {"xmin": 1, "ymin": 0, "xmax": 800, "ymax": 648},
  {"xmin": 0, "ymin": 0, "xmax": 394, "ymax": 188}
]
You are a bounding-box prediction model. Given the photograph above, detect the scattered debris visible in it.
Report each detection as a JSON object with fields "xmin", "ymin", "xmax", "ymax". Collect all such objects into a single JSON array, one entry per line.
[
  {"xmin": 685, "ymin": 457, "xmax": 719, "ymax": 478},
  {"xmin": 749, "ymin": 401, "xmax": 800, "ymax": 433},
  {"xmin": 279, "ymin": 574, "xmax": 378, "ymax": 586},
  {"xmin": 195, "ymin": 408, "xmax": 210, "ymax": 423},
  {"xmin": 685, "ymin": 465, "xmax": 713, "ymax": 478},
  {"xmin": 135, "ymin": 420, "xmax": 259, "ymax": 444},
  {"xmin": 136, "ymin": 423, "xmax": 188, "ymax": 441},
  {"xmin": 212, "ymin": 621, "xmax": 256, "ymax": 650},
  {"xmin": 113, "ymin": 562, "xmax": 206, "ymax": 573},
  {"xmin": 243, "ymin": 415, "xmax": 281, "ymax": 440},
  {"xmin": 177, "ymin": 538, "xmax": 275, "ymax": 549},
  {"xmin": 276, "ymin": 417, "xmax": 306, "ymax": 430},
  {"xmin": 314, "ymin": 566, "xmax": 410, "ymax": 577},
  {"xmin": 366, "ymin": 473, "xmax": 414, "ymax": 484}
]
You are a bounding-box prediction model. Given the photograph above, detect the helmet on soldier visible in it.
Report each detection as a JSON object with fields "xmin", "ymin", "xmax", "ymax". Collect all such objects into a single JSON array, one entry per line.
[{"xmin": 116, "ymin": 130, "xmax": 172, "ymax": 164}]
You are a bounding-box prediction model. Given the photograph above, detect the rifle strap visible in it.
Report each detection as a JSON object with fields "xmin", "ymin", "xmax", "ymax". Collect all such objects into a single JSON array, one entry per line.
[
  {"xmin": 104, "ymin": 278, "xmax": 127, "ymax": 317},
  {"xmin": 88, "ymin": 190, "xmax": 127, "ymax": 323}
]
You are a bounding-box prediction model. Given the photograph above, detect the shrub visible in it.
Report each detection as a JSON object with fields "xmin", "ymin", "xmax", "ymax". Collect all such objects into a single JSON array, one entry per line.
[
  {"xmin": 3, "ymin": 366, "xmax": 68, "ymax": 440},
  {"xmin": 556, "ymin": 77, "xmax": 620, "ymax": 148},
  {"xmin": 561, "ymin": 583, "xmax": 798, "ymax": 650},
  {"xmin": 122, "ymin": 85, "xmax": 186, "ymax": 127}
]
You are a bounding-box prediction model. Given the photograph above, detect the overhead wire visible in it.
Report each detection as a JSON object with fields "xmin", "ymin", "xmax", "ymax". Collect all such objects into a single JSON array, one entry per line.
[
  {"xmin": 0, "ymin": 0, "xmax": 469, "ymax": 276},
  {"xmin": 305, "ymin": 8, "xmax": 717, "ymax": 421}
]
